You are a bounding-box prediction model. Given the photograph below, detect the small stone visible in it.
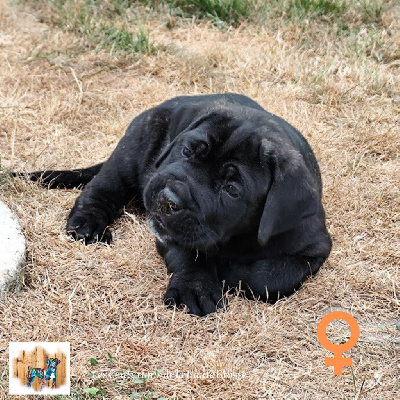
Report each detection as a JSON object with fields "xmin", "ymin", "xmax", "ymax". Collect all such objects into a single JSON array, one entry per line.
[{"xmin": 0, "ymin": 200, "xmax": 25, "ymax": 292}]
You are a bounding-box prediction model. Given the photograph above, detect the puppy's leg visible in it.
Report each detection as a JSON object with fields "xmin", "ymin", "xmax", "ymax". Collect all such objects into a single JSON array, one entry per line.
[
  {"xmin": 26, "ymin": 367, "xmax": 32, "ymax": 387},
  {"xmin": 162, "ymin": 246, "xmax": 225, "ymax": 316},
  {"xmin": 220, "ymin": 256, "xmax": 326, "ymax": 302},
  {"xmin": 66, "ymin": 165, "xmax": 135, "ymax": 244},
  {"xmin": 67, "ymin": 107, "xmax": 171, "ymax": 244},
  {"xmin": 40, "ymin": 375, "xmax": 47, "ymax": 391}
]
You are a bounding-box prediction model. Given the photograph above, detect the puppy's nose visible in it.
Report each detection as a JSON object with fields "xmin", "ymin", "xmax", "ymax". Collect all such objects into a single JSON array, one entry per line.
[{"xmin": 158, "ymin": 187, "xmax": 182, "ymax": 214}]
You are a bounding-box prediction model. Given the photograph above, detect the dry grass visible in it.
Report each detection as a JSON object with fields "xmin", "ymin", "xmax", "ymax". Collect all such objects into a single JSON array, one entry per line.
[{"xmin": 0, "ymin": 0, "xmax": 399, "ymax": 399}]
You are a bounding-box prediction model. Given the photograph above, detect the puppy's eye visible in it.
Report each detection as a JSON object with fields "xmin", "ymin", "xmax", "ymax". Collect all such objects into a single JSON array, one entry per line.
[
  {"xmin": 182, "ymin": 147, "xmax": 193, "ymax": 157},
  {"xmin": 182, "ymin": 142, "xmax": 208, "ymax": 158},
  {"xmin": 223, "ymin": 184, "xmax": 240, "ymax": 198},
  {"xmin": 195, "ymin": 142, "xmax": 208, "ymax": 155}
]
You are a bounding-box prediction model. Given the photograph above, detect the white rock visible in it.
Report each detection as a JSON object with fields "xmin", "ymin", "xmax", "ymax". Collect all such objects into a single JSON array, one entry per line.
[{"xmin": 0, "ymin": 200, "xmax": 25, "ymax": 292}]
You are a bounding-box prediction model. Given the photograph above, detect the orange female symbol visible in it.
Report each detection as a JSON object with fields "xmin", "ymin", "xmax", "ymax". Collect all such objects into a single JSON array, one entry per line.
[{"xmin": 317, "ymin": 311, "xmax": 360, "ymax": 375}]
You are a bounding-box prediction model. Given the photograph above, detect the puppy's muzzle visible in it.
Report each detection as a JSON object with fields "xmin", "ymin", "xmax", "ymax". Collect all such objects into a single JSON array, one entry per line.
[{"xmin": 158, "ymin": 187, "xmax": 183, "ymax": 214}]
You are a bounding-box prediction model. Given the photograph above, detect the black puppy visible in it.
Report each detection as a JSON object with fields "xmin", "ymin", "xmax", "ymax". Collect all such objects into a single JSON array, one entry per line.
[{"xmin": 18, "ymin": 93, "xmax": 332, "ymax": 316}]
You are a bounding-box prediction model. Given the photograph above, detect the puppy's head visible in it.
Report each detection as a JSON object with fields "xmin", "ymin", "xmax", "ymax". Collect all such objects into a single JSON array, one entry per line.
[
  {"xmin": 46, "ymin": 358, "xmax": 61, "ymax": 368},
  {"xmin": 143, "ymin": 111, "xmax": 320, "ymax": 251}
]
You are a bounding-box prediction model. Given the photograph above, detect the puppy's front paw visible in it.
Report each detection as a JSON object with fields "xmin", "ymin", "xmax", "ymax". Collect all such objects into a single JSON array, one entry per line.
[
  {"xmin": 66, "ymin": 214, "xmax": 112, "ymax": 244},
  {"xmin": 164, "ymin": 273, "xmax": 226, "ymax": 316}
]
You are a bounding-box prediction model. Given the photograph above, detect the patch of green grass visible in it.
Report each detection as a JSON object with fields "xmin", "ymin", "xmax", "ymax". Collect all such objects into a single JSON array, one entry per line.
[
  {"xmin": 101, "ymin": 25, "xmax": 153, "ymax": 54},
  {"xmin": 36, "ymin": 0, "xmax": 158, "ymax": 55},
  {"xmin": 259, "ymin": 0, "xmax": 391, "ymax": 28},
  {"xmin": 17, "ymin": 0, "xmax": 393, "ymax": 67},
  {"xmin": 357, "ymin": 0, "xmax": 385, "ymax": 23},
  {"xmin": 20, "ymin": 0, "xmax": 393, "ymax": 35},
  {"xmin": 20, "ymin": 0, "xmax": 259, "ymax": 43},
  {"xmin": 171, "ymin": 0, "xmax": 256, "ymax": 25},
  {"xmin": 84, "ymin": 387, "xmax": 107, "ymax": 397},
  {"xmin": 88, "ymin": 357, "xmax": 99, "ymax": 366},
  {"xmin": 285, "ymin": 0, "xmax": 346, "ymax": 20},
  {"xmin": 260, "ymin": 0, "xmax": 346, "ymax": 21}
]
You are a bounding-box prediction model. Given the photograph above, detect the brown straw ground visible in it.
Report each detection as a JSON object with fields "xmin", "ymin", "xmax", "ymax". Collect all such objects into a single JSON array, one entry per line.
[{"xmin": 0, "ymin": 0, "xmax": 399, "ymax": 399}]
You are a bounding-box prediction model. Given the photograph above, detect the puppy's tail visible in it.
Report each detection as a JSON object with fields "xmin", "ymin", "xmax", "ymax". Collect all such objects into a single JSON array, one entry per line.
[{"xmin": 12, "ymin": 163, "xmax": 104, "ymax": 189}]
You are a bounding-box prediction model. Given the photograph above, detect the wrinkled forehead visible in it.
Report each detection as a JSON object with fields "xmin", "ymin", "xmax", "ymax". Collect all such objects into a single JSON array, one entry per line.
[
  {"xmin": 197, "ymin": 118, "xmax": 262, "ymax": 164},
  {"xmin": 193, "ymin": 119, "xmax": 267, "ymax": 189}
]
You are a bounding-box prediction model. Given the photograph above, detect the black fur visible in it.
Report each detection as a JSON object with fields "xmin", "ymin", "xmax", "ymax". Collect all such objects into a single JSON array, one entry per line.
[
  {"xmin": 16, "ymin": 93, "xmax": 332, "ymax": 316},
  {"xmin": 13, "ymin": 163, "xmax": 103, "ymax": 189}
]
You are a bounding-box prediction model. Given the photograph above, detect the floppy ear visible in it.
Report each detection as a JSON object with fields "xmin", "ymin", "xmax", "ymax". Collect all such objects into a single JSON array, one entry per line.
[{"xmin": 258, "ymin": 139, "xmax": 320, "ymax": 246}]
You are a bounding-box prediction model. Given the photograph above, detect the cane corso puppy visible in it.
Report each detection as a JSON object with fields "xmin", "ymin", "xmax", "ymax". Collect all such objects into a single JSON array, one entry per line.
[{"xmin": 18, "ymin": 93, "xmax": 332, "ymax": 316}]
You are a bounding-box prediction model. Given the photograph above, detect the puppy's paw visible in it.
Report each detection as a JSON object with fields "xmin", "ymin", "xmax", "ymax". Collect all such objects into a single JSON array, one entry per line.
[
  {"xmin": 164, "ymin": 275, "xmax": 226, "ymax": 316},
  {"xmin": 66, "ymin": 214, "xmax": 112, "ymax": 244}
]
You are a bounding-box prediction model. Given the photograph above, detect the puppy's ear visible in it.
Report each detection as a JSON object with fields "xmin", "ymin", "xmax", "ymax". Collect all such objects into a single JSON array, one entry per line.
[{"xmin": 258, "ymin": 139, "xmax": 320, "ymax": 246}]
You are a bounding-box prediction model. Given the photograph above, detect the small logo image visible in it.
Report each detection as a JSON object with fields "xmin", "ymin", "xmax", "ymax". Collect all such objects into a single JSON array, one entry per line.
[
  {"xmin": 9, "ymin": 342, "xmax": 70, "ymax": 395},
  {"xmin": 317, "ymin": 311, "xmax": 360, "ymax": 375}
]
